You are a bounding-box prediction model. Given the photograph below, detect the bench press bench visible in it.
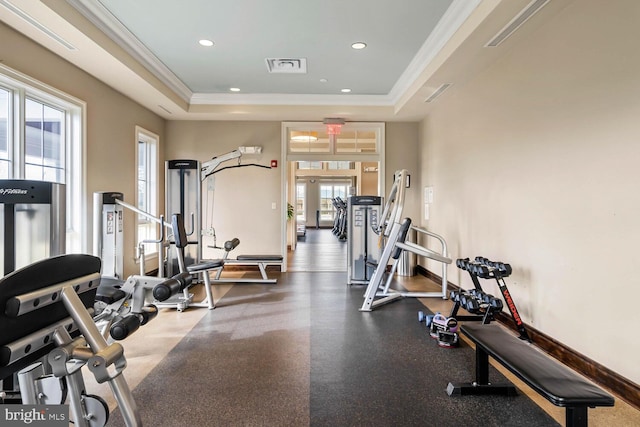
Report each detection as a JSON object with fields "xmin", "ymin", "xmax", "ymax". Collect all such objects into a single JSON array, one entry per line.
[
  {"xmin": 210, "ymin": 238, "xmax": 282, "ymax": 284},
  {"xmin": 447, "ymin": 323, "xmax": 614, "ymax": 427}
]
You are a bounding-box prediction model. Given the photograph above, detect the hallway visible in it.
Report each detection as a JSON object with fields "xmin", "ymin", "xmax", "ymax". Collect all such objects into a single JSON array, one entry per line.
[{"xmin": 288, "ymin": 228, "xmax": 347, "ymax": 272}]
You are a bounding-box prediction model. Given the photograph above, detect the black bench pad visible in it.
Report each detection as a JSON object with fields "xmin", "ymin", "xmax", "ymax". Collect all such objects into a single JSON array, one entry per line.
[
  {"xmin": 235, "ymin": 255, "xmax": 283, "ymax": 262},
  {"xmin": 461, "ymin": 323, "xmax": 614, "ymax": 408},
  {"xmin": 96, "ymin": 277, "xmax": 126, "ymax": 304},
  {"xmin": 187, "ymin": 259, "xmax": 224, "ymax": 272}
]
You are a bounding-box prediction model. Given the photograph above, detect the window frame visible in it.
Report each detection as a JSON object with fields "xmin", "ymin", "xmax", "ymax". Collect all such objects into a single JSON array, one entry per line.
[
  {"xmin": 319, "ymin": 183, "xmax": 349, "ymax": 221},
  {"xmin": 0, "ymin": 64, "xmax": 86, "ymax": 253},
  {"xmin": 295, "ymin": 182, "xmax": 306, "ymax": 222},
  {"xmin": 135, "ymin": 126, "xmax": 160, "ymax": 261}
]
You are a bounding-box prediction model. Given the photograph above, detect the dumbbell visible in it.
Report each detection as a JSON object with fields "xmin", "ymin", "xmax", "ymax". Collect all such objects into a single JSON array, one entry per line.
[
  {"xmin": 455, "ymin": 258, "xmax": 468, "ymax": 269},
  {"xmin": 418, "ymin": 310, "xmax": 435, "ymax": 326},
  {"xmin": 475, "ymin": 256, "xmax": 495, "ymax": 267},
  {"xmin": 459, "ymin": 292, "xmax": 474, "ymax": 307},
  {"xmin": 495, "ymin": 263, "xmax": 512, "ymax": 277},
  {"xmin": 471, "ymin": 289, "xmax": 486, "ymax": 299},
  {"xmin": 475, "ymin": 257, "xmax": 513, "ymax": 278},
  {"xmin": 464, "ymin": 297, "xmax": 481, "ymax": 314},
  {"xmin": 489, "ymin": 296, "xmax": 504, "ymax": 311}
]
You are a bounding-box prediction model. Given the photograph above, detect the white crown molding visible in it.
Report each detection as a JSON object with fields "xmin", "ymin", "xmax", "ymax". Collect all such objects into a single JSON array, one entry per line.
[
  {"xmin": 190, "ymin": 92, "xmax": 394, "ymax": 107},
  {"xmin": 388, "ymin": 0, "xmax": 482, "ymax": 104},
  {"xmin": 66, "ymin": 0, "xmax": 193, "ymax": 103}
]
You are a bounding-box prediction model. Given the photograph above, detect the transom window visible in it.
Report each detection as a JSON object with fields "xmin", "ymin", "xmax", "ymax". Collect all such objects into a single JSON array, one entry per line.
[{"xmin": 288, "ymin": 128, "xmax": 379, "ymax": 154}]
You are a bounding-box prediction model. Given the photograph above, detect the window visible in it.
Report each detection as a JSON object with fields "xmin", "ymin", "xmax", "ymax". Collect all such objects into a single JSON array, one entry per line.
[
  {"xmin": 297, "ymin": 161, "xmax": 322, "ymax": 170},
  {"xmin": 136, "ymin": 127, "xmax": 159, "ymax": 257},
  {"xmin": 296, "ymin": 183, "xmax": 306, "ymax": 221},
  {"xmin": 0, "ymin": 66, "xmax": 85, "ymax": 253},
  {"xmin": 0, "ymin": 88, "xmax": 9, "ymax": 178},
  {"xmin": 320, "ymin": 184, "xmax": 348, "ymax": 221},
  {"xmin": 326, "ymin": 161, "xmax": 352, "ymax": 170},
  {"xmin": 287, "ymin": 123, "xmax": 383, "ymax": 155},
  {"xmin": 25, "ymin": 98, "xmax": 65, "ymax": 183}
]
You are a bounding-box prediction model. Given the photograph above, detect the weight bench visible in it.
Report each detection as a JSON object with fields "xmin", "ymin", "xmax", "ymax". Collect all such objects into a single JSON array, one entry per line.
[
  {"xmin": 0, "ymin": 254, "xmax": 141, "ymax": 426},
  {"xmin": 447, "ymin": 323, "xmax": 614, "ymax": 427},
  {"xmin": 211, "ymin": 240, "xmax": 282, "ymax": 284}
]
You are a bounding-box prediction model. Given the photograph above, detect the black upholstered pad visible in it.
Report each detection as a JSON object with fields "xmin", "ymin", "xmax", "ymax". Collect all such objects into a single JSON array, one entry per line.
[
  {"xmin": 187, "ymin": 260, "xmax": 224, "ymax": 272},
  {"xmin": 0, "ymin": 254, "xmax": 101, "ymax": 377},
  {"xmin": 461, "ymin": 323, "xmax": 614, "ymax": 407},
  {"xmin": 235, "ymin": 255, "xmax": 283, "ymax": 261},
  {"xmin": 96, "ymin": 276, "xmax": 126, "ymax": 303}
]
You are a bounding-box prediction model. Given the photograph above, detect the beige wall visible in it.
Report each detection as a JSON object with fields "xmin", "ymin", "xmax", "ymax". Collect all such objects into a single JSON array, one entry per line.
[
  {"xmin": 418, "ymin": 0, "xmax": 640, "ymax": 384},
  {"xmin": 0, "ymin": 22, "xmax": 166, "ymax": 277},
  {"xmin": 360, "ymin": 162, "xmax": 379, "ymax": 196},
  {"xmin": 164, "ymin": 121, "xmax": 282, "ymax": 259},
  {"xmin": 385, "ymin": 122, "xmax": 420, "ymax": 222}
]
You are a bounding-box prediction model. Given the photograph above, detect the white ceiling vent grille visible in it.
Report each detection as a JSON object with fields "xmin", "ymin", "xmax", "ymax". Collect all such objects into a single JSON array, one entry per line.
[
  {"xmin": 265, "ymin": 58, "xmax": 307, "ymax": 73},
  {"xmin": 425, "ymin": 84, "xmax": 452, "ymax": 103},
  {"xmin": 486, "ymin": 0, "xmax": 550, "ymax": 47}
]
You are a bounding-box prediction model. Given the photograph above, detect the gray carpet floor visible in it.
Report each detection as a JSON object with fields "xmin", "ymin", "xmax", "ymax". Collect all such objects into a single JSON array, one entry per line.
[{"xmin": 107, "ymin": 272, "xmax": 559, "ymax": 426}]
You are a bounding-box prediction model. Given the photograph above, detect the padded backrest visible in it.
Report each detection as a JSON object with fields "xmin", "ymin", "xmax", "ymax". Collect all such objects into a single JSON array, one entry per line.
[
  {"xmin": 392, "ymin": 218, "xmax": 412, "ymax": 260},
  {"xmin": 224, "ymin": 238, "xmax": 240, "ymax": 252},
  {"xmin": 172, "ymin": 213, "xmax": 189, "ymax": 249},
  {"xmin": 0, "ymin": 254, "xmax": 101, "ymax": 379}
]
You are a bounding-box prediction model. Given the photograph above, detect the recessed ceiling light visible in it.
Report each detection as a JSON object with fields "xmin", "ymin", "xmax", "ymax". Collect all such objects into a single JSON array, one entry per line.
[
  {"xmin": 199, "ymin": 39, "xmax": 214, "ymax": 47},
  {"xmin": 320, "ymin": 78, "xmax": 328, "ymax": 83},
  {"xmin": 341, "ymin": 88, "xmax": 351, "ymax": 93},
  {"xmin": 230, "ymin": 87, "xmax": 240, "ymax": 92},
  {"xmin": 351, "ymin": 42, "xmax": 367, "ymax": 50}
]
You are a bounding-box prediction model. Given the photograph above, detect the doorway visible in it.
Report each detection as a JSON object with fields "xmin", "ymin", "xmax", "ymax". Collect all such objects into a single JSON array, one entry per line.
[
  {"xmin": 281, "ymin": 122, "xmax": 386, "ymax": 272},
  {"xmin": 287, "ymin": 160, "xmax": 380, "ymax": 272}
]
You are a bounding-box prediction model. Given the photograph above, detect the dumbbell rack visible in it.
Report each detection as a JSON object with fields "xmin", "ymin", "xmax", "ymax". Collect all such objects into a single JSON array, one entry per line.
[{"xmin": 454, "ymin": 257, "xmax": 530, "ymax": 341}]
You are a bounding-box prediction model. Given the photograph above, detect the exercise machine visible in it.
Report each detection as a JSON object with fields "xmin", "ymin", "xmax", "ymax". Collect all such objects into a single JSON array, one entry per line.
[
  {"xmin": 94, "ymin": 192, "xmax": 224, "ymax": 311},
  {"xmin": 0, "ymin": 254, "xmax": 141, "ymax": 426},
  {"xmin": 167, "ymin": 149, "xmax": 273, "ymax": 273},
  {"xmin": 331, "ymin": 197, "xmax": 348, "ymax": 240},
  {"xmin": 171, "ymin": 150, "xmax": 283, "ymax": 282},
  {"xmin": 166, "ymin": 159, "xmax": 200, "ymax": 275},
  {"xmin": 347, "ymin": 195, "xmax": 382, "ymax": 285},
  {"xmin": 359, "ymin": 169, "xmax": 452, "ymax": 312},
  {"xmin": 0, "ymin": 179, "xmax": 65, "ymax": 276}
]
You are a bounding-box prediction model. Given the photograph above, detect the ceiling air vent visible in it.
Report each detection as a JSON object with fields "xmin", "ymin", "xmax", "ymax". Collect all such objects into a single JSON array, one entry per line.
[
  {"xmin": 265, "ymin": 58, "xmax": 307, "ymax": 73},
  {"xmin": 486, "ymin": 0, "xmax": 550, "ymax": 47},
  {"xmin": 425, "ymin": 84, "xmax": 452, "ymax": 103}
]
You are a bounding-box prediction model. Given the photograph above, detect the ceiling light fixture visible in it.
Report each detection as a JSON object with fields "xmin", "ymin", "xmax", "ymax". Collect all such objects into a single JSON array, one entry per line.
[
  {"xmin": 198, "ymin": 39, "xmax": 214, "ymax": 47},
  {"xmin": 229, "ymin": 87, "xmax": 240, "ymax": 92},
  {"xmin": 291, "ymin": 135, "xmax": 318, "ymax": 142},
  {"xmin": 351, "ymin": 42, "xmax": 367, "ymax": 50},
  {"xmin": 341, "ymin": 88, "xmax": 351, "ymax": 93}
]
